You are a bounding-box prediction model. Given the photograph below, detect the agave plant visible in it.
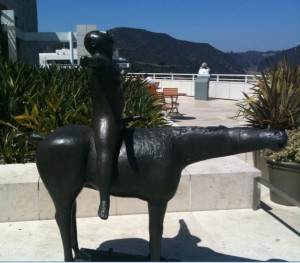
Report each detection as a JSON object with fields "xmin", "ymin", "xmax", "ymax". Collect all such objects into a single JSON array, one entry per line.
[
  {"xmin": 236, "ymin": 57, "xmax": 300, "ymax": 130},
  {"xmin": 236, "ymin": 57, "xmax": 300, "ymax": 169}
]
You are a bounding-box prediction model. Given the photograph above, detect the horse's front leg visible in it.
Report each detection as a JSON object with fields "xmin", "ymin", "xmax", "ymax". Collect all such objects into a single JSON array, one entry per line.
[
  {"xmin": 148, "ymin": 201, "xmax": 168, "ymax": 261},
  {"xmin": 71, "ymin": 201, "xmax": 79, "ymax": 255},
  {"xmin": 71, "ymin": 201, "xmax": 91, "ymax": 261},
  {"xmin": 55, "ymin": 201, "xmax": 74, "ymax": 261}
]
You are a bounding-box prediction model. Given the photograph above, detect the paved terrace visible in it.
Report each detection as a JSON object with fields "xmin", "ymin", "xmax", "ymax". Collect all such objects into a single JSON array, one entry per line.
[{"xmin": 0, "ymin": 96, "xmax": 299, "ymax": 261}]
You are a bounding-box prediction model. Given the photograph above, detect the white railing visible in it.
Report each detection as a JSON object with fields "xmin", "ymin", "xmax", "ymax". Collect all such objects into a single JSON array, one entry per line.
[
  {"xmin": 129, "ymin": 73, "xmax": 260, "ymax": 83},
  {"xmin": 128, "ymin": 72, "xmax": 260, "ymax": 100}
]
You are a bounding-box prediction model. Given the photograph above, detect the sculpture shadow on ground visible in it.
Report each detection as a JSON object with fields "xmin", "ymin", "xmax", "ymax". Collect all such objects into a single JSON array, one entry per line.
[
  {"xmin": 170, "ymin": 114, "xmax": 196, "ymax": 121},
  {"xmin": 86, "ymin": 219, "xmax": 286, "ymax": 262},
  {"xmin": 260, "ymin": 201, "xmax": 300, "ymax": 237}
]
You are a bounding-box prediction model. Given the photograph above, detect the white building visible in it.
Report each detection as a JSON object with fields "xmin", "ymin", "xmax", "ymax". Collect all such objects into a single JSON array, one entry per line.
[
  {"xmin": 0, "ymin": 1, "xmax": 129, "ymax": 68},
  {"xmin": 0, "ymin": 0, "xmax": 39, "ymax": 64},
  {"xmin": 39, "ymin": 47, "xmax": 130, "ymax": 69},
  {"xmin": 39, "ymin": 48, "xmax": 78, "ymax": 67}
]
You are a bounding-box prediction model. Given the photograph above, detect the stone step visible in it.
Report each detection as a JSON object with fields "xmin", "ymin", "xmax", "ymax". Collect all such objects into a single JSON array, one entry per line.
[{"xmin": 0, "ymin": 156, "xmax": 261, "ymax": 222}]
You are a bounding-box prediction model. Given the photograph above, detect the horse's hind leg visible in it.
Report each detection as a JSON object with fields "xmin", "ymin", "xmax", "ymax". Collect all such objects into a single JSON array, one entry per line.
[
  {"xmin": 55, "ymin": 201, "xmax": 75, "ymax": 261},
  {"xmin": 148, "ymin": 202, "xmax": 168, "ymax": 261}
]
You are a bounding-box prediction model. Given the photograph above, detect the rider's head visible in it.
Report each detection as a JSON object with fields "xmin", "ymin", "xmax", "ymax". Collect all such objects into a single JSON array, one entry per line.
[{"xmin": 84, "ymin": 30, "xmax": 114, "ymax": 58}]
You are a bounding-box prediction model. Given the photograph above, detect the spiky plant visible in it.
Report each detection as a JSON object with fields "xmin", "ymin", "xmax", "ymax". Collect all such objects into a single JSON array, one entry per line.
[{"xmin": 236, "ymin": 57, "xmax": 300, "ymax": 130}]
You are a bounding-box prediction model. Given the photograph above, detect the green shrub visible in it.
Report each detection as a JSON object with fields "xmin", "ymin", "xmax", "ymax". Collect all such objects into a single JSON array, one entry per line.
[
  {"xmin": 0, "ymin": 125, "xmax": 34, "ymax": 164},
  {"xmin": 0, "ymin": 62, "xmax": 168, "ymax": 164},
  {"xmin": 263, "ymin": 128, "xmax": 300, "ymax": 164},
  {"xmin": 0, "ymin": 61, "xmax": 39, "ymax": 125},
  {"xmin": 14, "ymin": 65, "xmax": 91, "ymax": 135},
  {"xmin": 123, "ymin": 75, "xmax": 169, "ymax": 128}
]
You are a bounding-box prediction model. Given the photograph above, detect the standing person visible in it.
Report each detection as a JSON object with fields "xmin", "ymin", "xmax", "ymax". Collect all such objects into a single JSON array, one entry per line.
[
  {"xmin": 144, "ymin": 73, "xmax": 155, "ymax": 84},
  {"xmin": 80, "ymin": 31, "xmax": 125, "ymax": 220},
  {"xmin": 197, "ymin": 62, "xmax": 211, "ymax": 76}
]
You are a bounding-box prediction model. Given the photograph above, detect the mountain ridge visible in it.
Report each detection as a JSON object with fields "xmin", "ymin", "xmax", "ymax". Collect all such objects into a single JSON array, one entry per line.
[
  {"xmin": 108, "ymin": 27, "xmax": 299, "ymax": 74},
  {"xmin": 108, "ymin": 27, "xmax": 242, "ymax": 73}
]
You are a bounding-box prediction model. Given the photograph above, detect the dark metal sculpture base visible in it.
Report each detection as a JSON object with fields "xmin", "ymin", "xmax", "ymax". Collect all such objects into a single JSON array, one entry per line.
[{"xmin": 75, "ymin": 248, "xmax": 175, "ymax": 262}]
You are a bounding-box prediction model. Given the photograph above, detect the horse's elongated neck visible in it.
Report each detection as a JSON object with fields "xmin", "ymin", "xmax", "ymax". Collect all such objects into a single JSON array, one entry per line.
[{"xmin": 178, "ymin": 126, "xmax": 284, "ymax": 166}]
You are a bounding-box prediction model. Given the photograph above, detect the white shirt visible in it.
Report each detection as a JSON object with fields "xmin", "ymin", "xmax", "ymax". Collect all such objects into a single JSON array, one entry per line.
[
  {"xmin": 145, "ymin": 76, "xmax": 155, "ymax": 84},
  {"xmin": 198, "ymin": 68, "xmax": 210, "ymax": 76}
]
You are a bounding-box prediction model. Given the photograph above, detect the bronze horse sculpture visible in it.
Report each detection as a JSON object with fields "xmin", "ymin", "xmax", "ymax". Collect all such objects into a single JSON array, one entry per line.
[{"xmin": 34, "ymin": 125, "xmax": 287, "ymax": 261}]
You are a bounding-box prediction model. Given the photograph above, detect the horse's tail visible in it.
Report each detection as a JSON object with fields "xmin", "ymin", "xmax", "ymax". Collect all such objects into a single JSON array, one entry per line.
[{"xmin": 29, "ymin": 133, "xmax": 45, "ymax": 142}]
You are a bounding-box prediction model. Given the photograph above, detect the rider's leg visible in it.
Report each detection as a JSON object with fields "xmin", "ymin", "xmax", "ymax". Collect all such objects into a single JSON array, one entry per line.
[{"xmin": 94, "ymin": 118, "xmax": 122, "ymax": 220}]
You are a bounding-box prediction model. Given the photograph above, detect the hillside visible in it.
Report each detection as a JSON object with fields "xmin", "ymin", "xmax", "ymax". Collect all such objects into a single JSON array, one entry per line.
[
  {"xmin": 233, "ymin": 46, "xmax": 300, "ymax": 73},
  {"xmin": 108, "ymin": 27, "xmax": 244, "ymax": 74},
  {"xmin": 108, "ymin": 27, "xmax": 299, "ymax": 74}
]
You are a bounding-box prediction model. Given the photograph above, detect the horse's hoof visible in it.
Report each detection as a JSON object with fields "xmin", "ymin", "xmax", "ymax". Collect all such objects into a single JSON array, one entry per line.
[
  {"xmin": 74, "ymin": 249, "xmax": 91, "ymax": 261},
  {"xmin": 98, "ymin": 200, "xmax": 109, "ymax": 220}
]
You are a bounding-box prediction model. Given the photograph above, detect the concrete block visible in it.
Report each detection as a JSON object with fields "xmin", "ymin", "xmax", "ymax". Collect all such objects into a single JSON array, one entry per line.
[
  {"xmin": 38, "ymin": 181, "xmax": 117, "ymax": 220},
  {"xmin": 0, "ymin": 156, "xmax": 261, "ymax": 222},
  {"xmin": 116, "ymin": 197, "xmax": 148, "ymax": 215},
  {"xmin": 7, "ymin": 182, "xmax": 39, "ymax": 221},
  {"xmin": 187, "ymin": 156, "xmax": 260, "ymax": 211},
  {"xmin": 76, "ymin": 188, "xmax": 117, "ymax": 217},
  {"xmin": 112, "ymin": 169, "xmax": 191, "ymax": 215},
  {"xmin": 38, "ymin": 182, "xmax": 55, "ymax": 220},
  {"xmin": 0, "ymin": 164, "xmax": 39, "ymax": 222},
  {"xmin": 0, "ymin": 184, "xmax": 9, "ymax": 222},
  {"xmin": 167, "ymin": 169, "xmax": 191, "ymax": 212}
]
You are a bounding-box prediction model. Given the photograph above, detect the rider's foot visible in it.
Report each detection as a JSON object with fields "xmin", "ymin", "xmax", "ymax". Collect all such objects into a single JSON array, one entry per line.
[{"xmin": 98, "ymin": 200, "xmax": 110, "ymax": 220}]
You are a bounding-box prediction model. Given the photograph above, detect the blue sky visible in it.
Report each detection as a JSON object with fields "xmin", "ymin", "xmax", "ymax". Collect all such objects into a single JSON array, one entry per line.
[{"xmin": 37, "ymin": 0, "xmax": 300, "ymax": 52}]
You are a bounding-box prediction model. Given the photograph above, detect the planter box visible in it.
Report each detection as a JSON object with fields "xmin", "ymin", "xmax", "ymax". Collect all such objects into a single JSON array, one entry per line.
[
  {"xmin": 253, "ymin": 151, "xmax": 269, "ymax": 181},
  {"xmin": 268, "ymin": 162, "xmax": 300, "ymax": 206},
  {"xmin": 0, "ymin": 156, "xmax": 261, "ymax": 222}
]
